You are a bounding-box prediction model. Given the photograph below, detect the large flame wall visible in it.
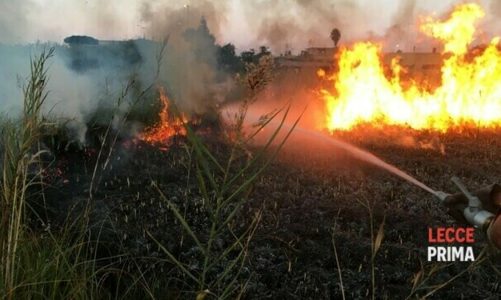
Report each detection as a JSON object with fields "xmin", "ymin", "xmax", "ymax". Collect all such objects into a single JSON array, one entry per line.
[{"xmin": 322, "ymin": 3, "xmax": 501, "ymax": 132}]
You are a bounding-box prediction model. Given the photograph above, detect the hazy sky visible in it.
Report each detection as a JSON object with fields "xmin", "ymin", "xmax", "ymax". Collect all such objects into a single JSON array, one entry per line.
[{"xmin": 1, "ymin": 0, "xmax": 499, "ymax": 51}]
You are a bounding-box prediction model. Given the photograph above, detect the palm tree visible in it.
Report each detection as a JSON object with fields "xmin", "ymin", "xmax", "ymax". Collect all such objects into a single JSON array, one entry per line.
[{"xmin": 330, "ymin": 28, "xmax": 341, "ymax": 47}]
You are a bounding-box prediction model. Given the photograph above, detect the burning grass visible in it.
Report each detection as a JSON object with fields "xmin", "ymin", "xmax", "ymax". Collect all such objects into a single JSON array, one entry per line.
[
  {"xmin": 138, "ymin": 87, "xmax": 187, "ymax": 145},
  {"xmin": 320, "ymin": 3, "xmax": 501, "ymax": 132}
]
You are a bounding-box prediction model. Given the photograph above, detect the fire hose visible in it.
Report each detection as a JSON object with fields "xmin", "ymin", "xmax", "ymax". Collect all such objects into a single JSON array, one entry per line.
[{"xmin": 434, "ymin": 177, "xmax": 501, "ymax": 250}]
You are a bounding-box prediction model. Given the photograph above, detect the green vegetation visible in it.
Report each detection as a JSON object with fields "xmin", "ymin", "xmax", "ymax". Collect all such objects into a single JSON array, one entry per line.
[{"xmin": 0, "ymin": 48, "xmax": 102, "ymax": 299}]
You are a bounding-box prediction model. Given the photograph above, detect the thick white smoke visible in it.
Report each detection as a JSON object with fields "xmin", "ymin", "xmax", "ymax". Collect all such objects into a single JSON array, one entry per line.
[{"xmin": 2, "ymin": 0, "xmax": 499, "ymax": 50}]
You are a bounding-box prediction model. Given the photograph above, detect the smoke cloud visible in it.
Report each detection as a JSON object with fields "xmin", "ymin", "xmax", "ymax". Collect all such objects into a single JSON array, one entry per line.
[
  {"xmin": 0, "ymin": 44, "xmax": 140, "ymax": 142},
  {"xmin": 4, "ymin": 0, "xmax": 495, "ymax": 51},
  {"xmin": 0, "ymin": 0, "xmax": 235, "ymax": 143},
  {"xmin": 381, "ymin": 0, "xmax": 419, "ymax": 51},
  {"xmin": 237, "ymin": 0, "xmax": 375, "ymax": 53},
  {"xmin": 138, "ymin": 0, "xmax": 232, "ymax": 113}
]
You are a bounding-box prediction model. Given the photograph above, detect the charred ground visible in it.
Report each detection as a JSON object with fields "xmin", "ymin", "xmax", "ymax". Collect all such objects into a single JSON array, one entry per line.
[{"xmin": 34, "ymin": 125, "xmax": 501, "ymax": 299}]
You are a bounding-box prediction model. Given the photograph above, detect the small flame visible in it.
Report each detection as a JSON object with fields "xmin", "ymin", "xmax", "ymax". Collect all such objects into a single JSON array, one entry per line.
[
  {"xmin": 140, "ymin": 87, "xmax": 187, "ymax": 144},
  {"xmin": 321, "ymin": 3, "xmax": 501, "ymax": 132}
]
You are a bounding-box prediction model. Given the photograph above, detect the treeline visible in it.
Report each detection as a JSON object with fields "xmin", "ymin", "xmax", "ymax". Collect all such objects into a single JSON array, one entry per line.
[{"xmin": 62, "ymin": 17, "xmax": 272, "ymax": 76}]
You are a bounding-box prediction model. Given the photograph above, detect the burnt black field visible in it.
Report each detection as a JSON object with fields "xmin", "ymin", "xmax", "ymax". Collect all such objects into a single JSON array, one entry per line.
[{"xmin": 37, "ymin": 125, "xmax": 501, "ymax": 299}]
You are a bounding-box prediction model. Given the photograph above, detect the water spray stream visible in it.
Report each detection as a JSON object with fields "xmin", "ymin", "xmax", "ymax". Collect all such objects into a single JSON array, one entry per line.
[
  {"xmin": 295, "ymin": 127, "xmax": 440, "ymax": 196},
  {"xmin": 242, "ymin": 110, "xmax": 442, "ymax": 198},
  {"xmin": 269, "ymin": 116, "xmax": 496, "ymax": 229}
]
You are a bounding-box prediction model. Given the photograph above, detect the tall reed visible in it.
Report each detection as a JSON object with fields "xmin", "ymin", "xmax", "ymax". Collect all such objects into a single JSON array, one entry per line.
[{"xmin": 1, "ymin": 49, "xmax": 54, "ymax": 296}]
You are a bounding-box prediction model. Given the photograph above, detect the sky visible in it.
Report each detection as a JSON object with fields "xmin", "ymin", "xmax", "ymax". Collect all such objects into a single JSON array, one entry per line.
[{"xmin": 1, "ymin": 0, "xmax": 500, "ymax": 52}]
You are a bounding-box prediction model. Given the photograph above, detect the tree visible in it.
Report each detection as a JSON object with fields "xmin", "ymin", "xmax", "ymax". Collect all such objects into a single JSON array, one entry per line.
[
  {"xmin": 241, "ymin": 49, "xmax": 256, "ymax": 64},
  {"xmin": 218, "ymin": 43, "xmax": 243, "ymax": 73},
  {"xmin": 258, "ymin": 46, "xmax": 270, "ymax": 56},
  {"xmin": 221, "ymin": 43, "xmax": 236, "ymax": 58},
  {"xmin": 183, "ymin": 16, "xmax": 218, "ymax": 66},
  {"xmin": 195, "ymin": 16, "xmax": 216, "ymax": 46},
  {"xmin": 64, "ymin": 35, "xmax": 99, "ymax": 45},
  {"xmin": 330, "ymin": 28, "xmax": 341, "ymax": 47}
]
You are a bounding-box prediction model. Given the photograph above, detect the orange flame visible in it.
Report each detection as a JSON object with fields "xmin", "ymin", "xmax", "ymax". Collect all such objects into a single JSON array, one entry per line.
[
  {"xmin": 140, "ymin": 88, "xmax": 187, "ymax": 144},
  {"xmin": 322, "ymin": 3, "xmax": 501, "ymax": 132}
]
